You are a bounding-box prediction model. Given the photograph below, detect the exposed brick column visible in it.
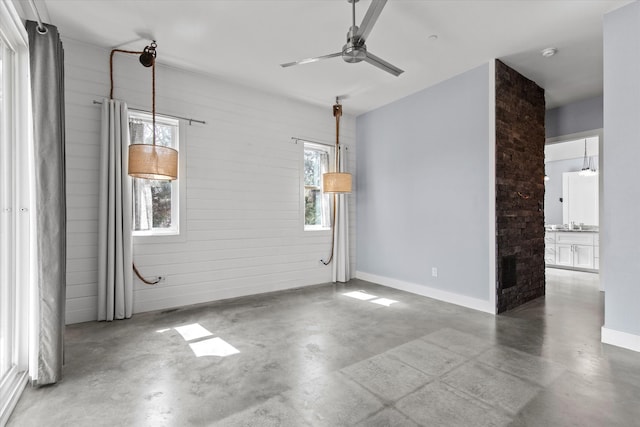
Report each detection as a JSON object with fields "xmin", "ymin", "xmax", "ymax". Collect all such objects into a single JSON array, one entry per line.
[{"xmin": 495, "ymin": 60, "xmax": 546, "ymax": 313}]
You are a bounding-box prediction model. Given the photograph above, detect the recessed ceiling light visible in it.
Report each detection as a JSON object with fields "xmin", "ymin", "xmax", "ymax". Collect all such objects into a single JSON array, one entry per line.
[
  {"xmin": 428, "ymin": 34, "xmax": 438, "ymax": 41},
  {"xmin": 541, "ymin": 47, "xmax": 558, "ymax": 58}
]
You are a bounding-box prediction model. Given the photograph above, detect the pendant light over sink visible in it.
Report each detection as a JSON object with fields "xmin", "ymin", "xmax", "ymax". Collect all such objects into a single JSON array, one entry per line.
[
  {"xmin": 322, "ymin": 98, "xmax": 352, "ymax": 193},
  {"xmin": 578, "ymin": 138, "xmax": 597, "ymax": 177}
]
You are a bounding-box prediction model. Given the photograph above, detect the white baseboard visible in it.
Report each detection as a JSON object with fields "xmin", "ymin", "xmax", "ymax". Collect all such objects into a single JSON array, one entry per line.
[
  {"xmin": 64, "ymin": 280, "xmax": 331, "ymax": 325},
  {"xmin": 601, "ymin": 327, "xmax": 640, "ymax": 352},
  {"xmin": 65, "ymin": 308, "xmax": 97, "ymax": 325},
  {"xmin": 355, "ymin": 271, "xmax": 495, "ymax": 314}
]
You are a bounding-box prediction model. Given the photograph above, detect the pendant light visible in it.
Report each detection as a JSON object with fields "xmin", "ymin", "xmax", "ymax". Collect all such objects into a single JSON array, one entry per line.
[
  {"xmin": 110, "ymin": 41, "xmax": 178, "ymax": 181},
  {"xmin": 322, "ymin": 98, "xmax": 352, "ymax": 193},
  {"xmin": 127, "ymin": 41, "xmax": 178, "ymax": 180},
  {"xmin": 578, "ymin": 138, "xmax": 597, "ymax": 177}
]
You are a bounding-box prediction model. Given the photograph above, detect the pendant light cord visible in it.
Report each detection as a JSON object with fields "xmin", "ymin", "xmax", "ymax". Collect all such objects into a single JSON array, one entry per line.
[
  {"xmin": 321, "ymin": 101, "xmax": 343, "ymax": 266},
  {"xmin": 109, "ymin": 49, "xmax": 143, "ymax": 99},
  {"xmin": 109, "ymin": 46, "xmax": 160, "ymax": 285},
  {"xmin": 321, "ymin": 193, "xmax": 338, "ymax": 266},
  {"xmin": 133, "ymin": 263, "xmax": 160, "ymax": 285},
  {"xmin": 152, "ymin": 56, "xmax": 156, "ymax": 146}
]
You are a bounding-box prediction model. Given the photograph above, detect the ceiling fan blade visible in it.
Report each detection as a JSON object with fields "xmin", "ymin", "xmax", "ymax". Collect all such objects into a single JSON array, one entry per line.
[
  {"xmin": 280, "ymin": 52, "xmax": 342, "ymax": 68},
  {"xmin": 363, "ymin": 51, "xmax": 404, "ymax": 76},
  {"xmin": 355, "ymin": 0, "xmax": 388, "ymax": 41}
]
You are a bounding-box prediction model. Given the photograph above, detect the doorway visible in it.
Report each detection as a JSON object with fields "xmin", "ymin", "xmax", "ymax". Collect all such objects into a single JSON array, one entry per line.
[
  {"xmin": 544, "ymin": 130, "xmax": 602, "ymax": 291},
  {"xmin": 0, "ymin": 4, "xmax": 32, "ymax": 423}
]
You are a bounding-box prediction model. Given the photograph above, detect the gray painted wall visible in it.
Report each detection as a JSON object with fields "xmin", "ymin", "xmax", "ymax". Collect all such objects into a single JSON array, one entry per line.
[
  {"xmin": 544, "ymin": 157, "xmax": 597, "ymax": 225},
  {"xmin": 603, "ymin": 2, "xmax": 640, "ymax": 336},
  {"xmin": 356, "ymin": 64, "xmax": 490, "ymax": 301},
  {"xmin": 546, "ymin": 95, "xmax": 603, "ymax": 138}
]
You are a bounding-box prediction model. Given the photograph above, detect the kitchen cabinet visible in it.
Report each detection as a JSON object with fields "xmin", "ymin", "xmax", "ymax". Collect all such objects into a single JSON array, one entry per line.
[
  {"xmin": 555, "ymin": 243, "xmax": 572, "ymax": 266},
  {"xmin": 544, "ymin": 232, "xmax": 556, "ymax": 264},
  {"xmin": 572, "ymin": 244, "xmax": 594, "ymax": 269},
  {"xmin": 545, "ymin": 230, "xmax": 598, "ymax": 271}
]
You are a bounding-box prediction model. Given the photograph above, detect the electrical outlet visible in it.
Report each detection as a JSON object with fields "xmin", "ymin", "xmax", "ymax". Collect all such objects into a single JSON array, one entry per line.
[{"xmin": 432, "ymin": 267, "xmax": 438, "ymax": 278}]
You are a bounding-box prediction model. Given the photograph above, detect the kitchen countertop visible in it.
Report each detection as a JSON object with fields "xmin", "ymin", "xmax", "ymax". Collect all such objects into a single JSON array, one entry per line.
[{"xmin": 545, "ymin": 227, "xmax": 599, "ymax": 233}]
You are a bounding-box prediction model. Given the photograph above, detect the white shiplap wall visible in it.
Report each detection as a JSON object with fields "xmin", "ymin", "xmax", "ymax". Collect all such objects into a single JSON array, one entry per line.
[{"xmin": 64, "ymin": 39, "xmax": 356, "ymax": 324}]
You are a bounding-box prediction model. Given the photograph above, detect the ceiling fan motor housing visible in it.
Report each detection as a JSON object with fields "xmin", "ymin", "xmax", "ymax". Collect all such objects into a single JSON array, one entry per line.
[{"xmin": 343, "ymin": 28, "xmax": 367, "ymax": 63}]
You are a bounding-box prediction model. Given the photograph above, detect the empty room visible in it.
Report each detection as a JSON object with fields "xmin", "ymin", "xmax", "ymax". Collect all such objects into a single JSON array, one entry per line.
[{"xmin": 2, "ymin": 0, "xmax": 640, "ymax": 426}]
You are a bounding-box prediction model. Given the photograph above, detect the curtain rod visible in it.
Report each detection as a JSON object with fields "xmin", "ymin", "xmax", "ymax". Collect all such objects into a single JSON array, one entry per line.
[
  {"xmin": 92, "ymin": 100, "xmax": 206, "ymax": 125},
  {"xmin": 28, "ymin": 0, "xmax": 47, "ymax": 33},
  {"xmin": 291, "ymin": 137, "xmax": 349, "ymax": 150}
]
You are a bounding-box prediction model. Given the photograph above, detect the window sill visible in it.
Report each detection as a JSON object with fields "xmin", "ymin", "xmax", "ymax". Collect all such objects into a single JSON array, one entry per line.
[
  {"xmin": 304, "ymin": 226, "xmax": 332, "ymax": 232},
  {"xmin": 133, "ymin": 231, "xmax": 186, "ymax": 244}
]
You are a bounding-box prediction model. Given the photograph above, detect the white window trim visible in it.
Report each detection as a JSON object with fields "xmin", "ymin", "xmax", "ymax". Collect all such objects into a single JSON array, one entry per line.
[
  {"xmin": 301, "ymin": 141, "xmax": 334, "ymax": 232},
  {"xmin": 129, "ymin": 111, "xmax": 187, "ymax": 243},
  {"xmin": 0, "ymin": 0, "xmax": 32, "ymax": 423}
]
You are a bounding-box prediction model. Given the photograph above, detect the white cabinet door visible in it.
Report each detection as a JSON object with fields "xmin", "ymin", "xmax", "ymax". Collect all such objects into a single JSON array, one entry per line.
[
  {"xmin": 556, "ymin": 244, "xmax": 573, "ymax": 266},
  {"xmin": 544, "ymin": 232, "xmax": 555, "ymax": 264},
  {"xmin": 574, "ymin": 245, "xmax": 594, "ymax": 269},
  {"xmin": 545, "ymin": 247, "xmax": 556, "ymax": 264}
]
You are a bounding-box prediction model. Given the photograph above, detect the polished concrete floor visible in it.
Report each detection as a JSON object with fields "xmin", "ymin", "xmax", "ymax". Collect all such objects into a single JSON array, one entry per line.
[{"xmin": 9, "ymin": 269, "xmax": 640, "ymax": 426}]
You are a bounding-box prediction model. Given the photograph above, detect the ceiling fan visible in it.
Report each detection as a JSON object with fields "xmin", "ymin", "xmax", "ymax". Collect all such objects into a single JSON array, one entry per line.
[{"xmin": 281, "ymin": 0, "xmax": 404, "ymax": 77}]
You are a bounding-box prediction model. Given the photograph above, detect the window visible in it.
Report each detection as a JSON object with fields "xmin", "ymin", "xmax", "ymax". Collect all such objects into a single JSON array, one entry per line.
[
  {"xmin": 303, "ymin": 142, "xmax": 333, "ymax": 230},
  {"xmin": 129, "ymin": 112, "xmax": 181, "ymax": 236}
]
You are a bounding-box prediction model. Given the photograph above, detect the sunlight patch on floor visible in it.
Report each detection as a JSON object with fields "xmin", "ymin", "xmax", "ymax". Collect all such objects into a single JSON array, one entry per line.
[
  {"xmin": 156, "ymin": 323, "xmax": 240, "ymax": 358},
  {"xmin": 371, "ymin": 298, "xmax": 398, "ymax": 307},
  {"xmin": 189, "ymin": 337, "xmax": 241, "ymax": 357},
  {"xmin": 343, "ymin": 291, "xmax": 400, "ymax": 307},
  {"xmin": 343, "ymin": 291, "xmax": 378, "ymax": 300},
  {"xmin": 174, "ymin": 323, "xmax": 214, "ymax": 341}
]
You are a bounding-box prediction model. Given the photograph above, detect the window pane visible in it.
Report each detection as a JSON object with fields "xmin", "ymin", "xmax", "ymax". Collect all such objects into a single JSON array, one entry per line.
[
  {"xmin": 304, "ymin": 144, "xmax": 331, "ymax": 229},
  {"xmin": 305, "ymin": 188, "xmax": 322, "ymax": 226},
  {"xmin": 129, "ymin": 112, "xmax": 179, "ymax": 235},
  {"xmin": 0, "ymin": 38, "xmax": 12, "ymax": 384},
  {"xmin": 151, "ymin": 180, "xmax": 172, "ymax": 228},
  {"xmin": 133, "ymin": 178, "xmax": 172, "ymax": 231},
  {"xmin": 129, "ymin": 120, "xmax": 177, "ymax": 149},
  {"xmin": 304, "ymin": 149, "xmax": 329, "ymax": 187}
]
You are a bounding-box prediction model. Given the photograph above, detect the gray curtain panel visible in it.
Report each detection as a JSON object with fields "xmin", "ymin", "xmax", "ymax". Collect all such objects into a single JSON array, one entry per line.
[
  {"xmin": 97, "ymin": 99, "xmax": 133, "ymax": 321},
  {"xmin": 332, "ymin": 146, "xmax": 350, "ymax": 283},
  {"xmin": 27, "ymin": 21, "xmax": 66, "ymax": 386}
]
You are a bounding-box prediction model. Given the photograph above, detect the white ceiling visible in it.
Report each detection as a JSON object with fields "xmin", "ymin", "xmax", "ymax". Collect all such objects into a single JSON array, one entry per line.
[{"xmin": 26, "ymin": 0, "xmax": 633, "ymax": 115}]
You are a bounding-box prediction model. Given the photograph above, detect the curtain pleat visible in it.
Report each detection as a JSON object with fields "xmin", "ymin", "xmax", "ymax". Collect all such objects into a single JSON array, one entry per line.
[
  {"xmin": 97, "ymin": 99, "xmax": 133, "ymax": 321},
  {"xmin": 27, "ymin": 21, "xmax": 66, "ymax": 386},
  {"xmin": 332, "ymin": 146, "xmax": 350, "ymax": 283}
]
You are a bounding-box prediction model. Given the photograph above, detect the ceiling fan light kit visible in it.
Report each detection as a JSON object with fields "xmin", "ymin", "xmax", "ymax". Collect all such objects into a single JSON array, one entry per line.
[{"xmin": 281, "ymin": 0, "xmax": 403, "ymax": 77}]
